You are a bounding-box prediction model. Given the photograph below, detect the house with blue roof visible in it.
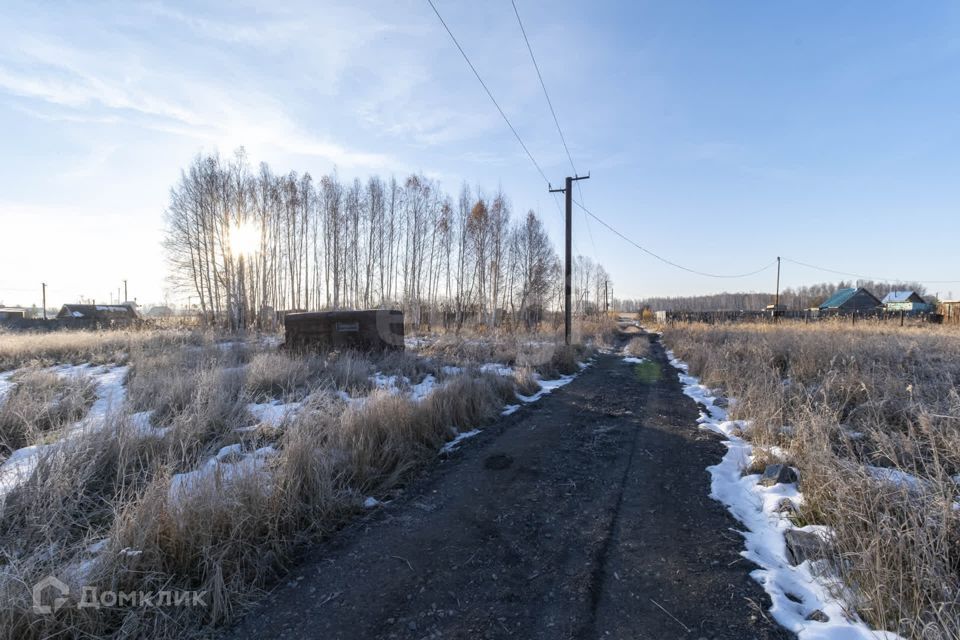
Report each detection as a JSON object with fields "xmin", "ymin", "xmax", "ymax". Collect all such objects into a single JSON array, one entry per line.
[
  {"xmin": 881, "ymin": 291, "xmax": 931, "ymax": 312},
  {"xmin": 818, "ymin": 287, "xmax": 881, "ymax": 313}
]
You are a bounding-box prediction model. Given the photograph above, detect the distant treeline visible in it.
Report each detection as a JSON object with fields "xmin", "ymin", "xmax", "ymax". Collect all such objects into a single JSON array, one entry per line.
[{"xmin": 618, "ymin": 280, "xmax": 933, "ymax": 312}]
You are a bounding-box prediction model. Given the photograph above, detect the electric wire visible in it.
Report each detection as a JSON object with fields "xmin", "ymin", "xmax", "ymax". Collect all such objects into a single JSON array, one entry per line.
[
  {"xmin": 510, "ymin": 0, "xmax": 598, "ymax": 259},
  {"xmin": 781, "ymin": 257, "xmax": 960, "ymax": 285},
  {"xmin": 574, "ymin": 199, "xmax": 778, "ymax": 278},
  {"xmin": 426, "ymin": 0, "xmax": 551, "ymax": 187}
]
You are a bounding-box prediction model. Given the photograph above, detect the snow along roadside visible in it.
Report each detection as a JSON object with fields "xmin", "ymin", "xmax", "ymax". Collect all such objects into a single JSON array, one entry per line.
[
  {"xmin": 0, "ymin": 364, "xmax": 130, "ymax": 502},
  {"xmin": 665, "ymin": 349, "xmax": 904, "ymax": 640}
]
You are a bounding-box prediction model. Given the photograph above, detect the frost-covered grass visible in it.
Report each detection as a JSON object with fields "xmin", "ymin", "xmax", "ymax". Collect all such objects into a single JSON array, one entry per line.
[
  {"xmin": 0, "ymin": 367, "xmax": 98, "ymax": 453},
  {"xmin": 0, "ymin": 327, "xmax": 206, "ymax": 371},
  {"xmin": 663, "ymin": 322, "xmax": 960, "ymax": 638},
  {"xmin": 410, "ymin": 317, "xmax": 615, "ymax": 373},
  {"xmin": 0, "ymin": 326, "xmax": 590, "ymax": 639}
]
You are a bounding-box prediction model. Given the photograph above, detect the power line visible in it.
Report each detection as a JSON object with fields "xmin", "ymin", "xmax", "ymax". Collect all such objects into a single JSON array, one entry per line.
[
  {"xmin": 510, "ymin": 0, "xmax": 597, "ymax": 258},
  {"xmin": 510, "ymin": 0, "xmax": 574, "ymax": 181},
  {"xmin": 426, "ymin": 0, "xmax": 566, "ymax": 229},
  {"xmin": 781, "ymin": 257, "xmax": 960, "ymax": 285},
  {"xmin": 426, "ymin": 0, "xmax": 551, "ymax": 186},
  {"xmin": 429, "ymin": 1, "xmax": 764, "ymax": 284},
  {"xmin": 573, "ymin": 199, "xmax": 778, "ymax": 279}
]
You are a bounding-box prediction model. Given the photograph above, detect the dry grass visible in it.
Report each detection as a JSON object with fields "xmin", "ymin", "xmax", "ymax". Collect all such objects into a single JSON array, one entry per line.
[
  {"xmin": 513, "ymin": 367, "xmax": 542, "ymax": 396},
  {"xmin": 0, "ymin": 328, "xmax": 524, "ymax": 639},
  {"xmin": 623, "ymin": 336, "xmax": 651, "ymax": 359},
  {"xmin": 0, "ymin": 369, "xmax": 97, "ymax": 454},
  {"xmin": 244, "ymin": 351, "xmax": 313, "ymax": 401},
  {"xmin": 0, "ymin": 328, "xmax": 206, "ymax": 372},
  {"xmin": 663, "ymin": 322, "xmax": 960, "ymax": 637}
]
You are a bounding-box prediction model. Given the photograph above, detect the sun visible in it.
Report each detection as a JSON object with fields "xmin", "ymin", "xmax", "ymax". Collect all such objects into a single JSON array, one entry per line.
[{"xmin": 229, "ymin": 220, "xmax": 260, "ymax": 256}]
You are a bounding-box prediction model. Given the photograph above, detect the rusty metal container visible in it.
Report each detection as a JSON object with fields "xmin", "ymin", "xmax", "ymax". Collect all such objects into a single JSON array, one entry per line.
[{"xmin": 283, "ymin": 309, "xmax": 404, "ymax": 352}]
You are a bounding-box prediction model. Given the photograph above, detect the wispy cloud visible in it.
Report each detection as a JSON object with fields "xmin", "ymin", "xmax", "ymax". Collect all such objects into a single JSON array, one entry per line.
[{"xmin": 0, "ymin": 11, "xmax": 396, "ymax": 170}]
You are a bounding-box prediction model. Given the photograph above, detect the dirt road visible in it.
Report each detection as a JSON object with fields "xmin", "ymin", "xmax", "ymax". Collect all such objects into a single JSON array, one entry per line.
[{"xmin": 227, "ymin": 333, "xmax": 794, "ymax": 639}]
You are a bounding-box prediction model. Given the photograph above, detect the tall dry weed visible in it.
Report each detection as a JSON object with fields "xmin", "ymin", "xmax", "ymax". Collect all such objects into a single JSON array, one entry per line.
[{"xmin": 663, "ymin": 322, "xmax": 960, "ymax": 636}]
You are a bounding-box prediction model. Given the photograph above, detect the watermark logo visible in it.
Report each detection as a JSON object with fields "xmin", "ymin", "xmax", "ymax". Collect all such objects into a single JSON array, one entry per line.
[
  {"xmin": 31, "ymin": 576, "xmax": 206, "ymax": 614},
  {"xmin": 32, "ymin": 576, "xmax": 70, "ymax": 614}
]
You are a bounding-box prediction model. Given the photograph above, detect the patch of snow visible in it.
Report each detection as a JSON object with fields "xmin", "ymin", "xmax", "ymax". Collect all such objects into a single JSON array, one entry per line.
[
  {"xmin": 410, "ymin": 374, "xmax": 438, "ymax": 401},
  {"xmin": 441, "ymin": 365, "xmax": 464, "ymax": 376},
  {"xmin": 480, "ymin": 363, "xmax": 514, "ymax": 377},
  {"xmin": 516, "ymin": 374, "xmax": 575, "ymax": 403},
  {"xmin": 88, "ymin": 539, "xmax": 109, "ymax": 554},
  {"xmin": 69, "ymin": 365, "xmax": 129, "ymax": 435},
  {"xmin": 865, "ymin": 466, "xmax": 925, "ymax": 492},
  {"xmin": 370, "ymin": 371, "xmax": 404, "ymax": 392},
  {"xmin": 0, "ymin": 365, "xmax": 129, "ymax": 501},
  {"xmin": 440, "ymin": 429, "xmax": 482, "ymax": 454},
  {"xmin": 667, "ymin": 351, "xmax": 905, "ymax": 640},
  {"xmin": 501, "ymin": 404, "xmax": 520, "ymax": 416},
  {"xmin": 0, "ymin": 370, "xmax": 14, "ymax": 406},
  {"xmin": 259, "ymin": 335, "xmax": 284, "ymax": 349},
  {"xmin": 126, "ymin": 410, "xmax": 170, "ymax": 439},
  {"xmin": 363, "ymin": 496, "xmax": 381, "ymax": 509},
  {"xmin": 622, "ymin": 356, "xmax": 646, "ymax": 364},
  {"xmin": 404, "ymin": 336, "xmax": 433, "ymax": 349},
  {"xmin": 246, "ymin": 400, "xmax": 302, "ymax": 428},
  {"xmin": 168, "ymin": 445, "xmax": 278, "ymax": 507}
]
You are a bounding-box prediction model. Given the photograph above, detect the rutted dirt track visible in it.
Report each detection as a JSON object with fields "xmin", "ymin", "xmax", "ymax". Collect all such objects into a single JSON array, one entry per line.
[{"xmin": 228, "ymin": 333, "xmax": 794, "ymax": 640}]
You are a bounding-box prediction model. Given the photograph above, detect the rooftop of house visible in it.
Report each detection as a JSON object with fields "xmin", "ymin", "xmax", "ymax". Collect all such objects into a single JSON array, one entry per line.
[{"xmin": 881, "ymin": 291, "xmax": 926, "ymax": 304}]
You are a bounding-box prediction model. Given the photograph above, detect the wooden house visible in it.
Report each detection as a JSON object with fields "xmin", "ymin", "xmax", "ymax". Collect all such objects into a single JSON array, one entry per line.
[
  {"xmin": 146, "ymin": 305, "xmax": 174, "ymax": 318},
  {"xmin": 818, "ymin": 288, "xmax": 881, "ymax": 313},
  {"xmin": 57, "ymin": 304, "xmax": 140, "ymax": 320},
  {"xmin": 881, "ymin": 291, "xmax": 931, "ymax": 313}
]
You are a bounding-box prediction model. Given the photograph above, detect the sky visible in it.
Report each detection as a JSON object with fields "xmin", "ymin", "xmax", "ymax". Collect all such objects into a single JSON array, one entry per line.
[{"xmin": 1, "ymin": 0, "xmax": 959, "ymax": 309}]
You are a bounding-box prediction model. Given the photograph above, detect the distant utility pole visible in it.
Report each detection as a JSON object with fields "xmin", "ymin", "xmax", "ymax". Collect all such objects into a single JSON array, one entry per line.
[
  {"xmin": 604, "ymin": 279, "xmax": 609, "ymax": 314},
  {"xmin": 549, "ymin": 173, "xmax": 590, "ymax": 345},
  {"xmin": 123, "ymin": 279, "xmax": 128, "ymax": 303},
  {"xmin": 41, "ymin": 282, "xmax": 47, "ymax": 320},
  {"xmin": 774, "ymin": 256, "xmax": 781, "ymax": 320}
]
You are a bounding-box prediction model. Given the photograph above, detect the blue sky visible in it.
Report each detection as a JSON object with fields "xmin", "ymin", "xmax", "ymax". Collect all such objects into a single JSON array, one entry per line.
[{"xmin": 2, "ymin": 1, "xmax": 959, "ymax": 308}]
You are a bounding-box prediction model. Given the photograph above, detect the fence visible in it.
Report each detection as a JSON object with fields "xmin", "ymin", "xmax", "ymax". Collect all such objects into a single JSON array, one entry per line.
[
  {"xmin": 0, "ymin": 318, "xmax": 145, "ymax": 332},
  {"xmin": 656, "ymin": 309, "xmax": 947, "ymax": 327}
]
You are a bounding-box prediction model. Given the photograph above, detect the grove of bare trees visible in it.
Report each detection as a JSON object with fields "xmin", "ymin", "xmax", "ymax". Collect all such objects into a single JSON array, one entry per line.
[{"xmin": 163, "ymin": 149, "xmax": 611, "ymax": 331}]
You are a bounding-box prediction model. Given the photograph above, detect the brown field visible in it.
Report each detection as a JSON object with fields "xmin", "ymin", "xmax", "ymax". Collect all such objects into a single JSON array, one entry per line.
[
  {"xmin": 0, "ymin": 321, "xmax": 612, "ymax": 639},
  {"xmin": 663, "ymin": 322, "xmax": 960, "ymax": 637}
]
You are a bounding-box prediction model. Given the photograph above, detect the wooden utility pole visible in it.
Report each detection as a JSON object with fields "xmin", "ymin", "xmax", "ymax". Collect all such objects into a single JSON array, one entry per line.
[
  {"xmin": 123, "ymin": 279, "xmax": 128, "ymax": 303},
  {"xmin": 41, "ymin": 282, "xmax": 47, "ymax": 320},
  {"xmin": 774, "ymin": 256, "xmax": 781, "ymax": 321},
  {"xmin": 604, "ymin": 279, "xmax": 609, "ymax": 314},
  {"xmin": 549, "ymin": 174, "xmax": 590, "ymax": 345}
]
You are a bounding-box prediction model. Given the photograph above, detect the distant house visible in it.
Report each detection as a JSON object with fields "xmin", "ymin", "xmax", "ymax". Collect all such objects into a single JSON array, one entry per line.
[
  {"xmin": 146, "ymin": 305, "xmax": 174, "ymax": 318},
  {"xmin": 818, "ymin": 288, "xmax": 881, "ymax": 313},
  {"xmin": 57, "ymin": 304, "xmax": 140, "ymax": 320},
  {"xmin": 881, "ymin": 291, "xmax": 931, "ymax": 313},
  {"xmin": 0, "ymin": 307, "xmax": 25, "ymax": 320}
]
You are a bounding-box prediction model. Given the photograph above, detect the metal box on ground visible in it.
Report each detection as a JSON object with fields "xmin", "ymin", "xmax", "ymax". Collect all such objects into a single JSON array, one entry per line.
[{"xmin": 283, "ymin": 310, "xmax": 404, "ymax": 352}]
